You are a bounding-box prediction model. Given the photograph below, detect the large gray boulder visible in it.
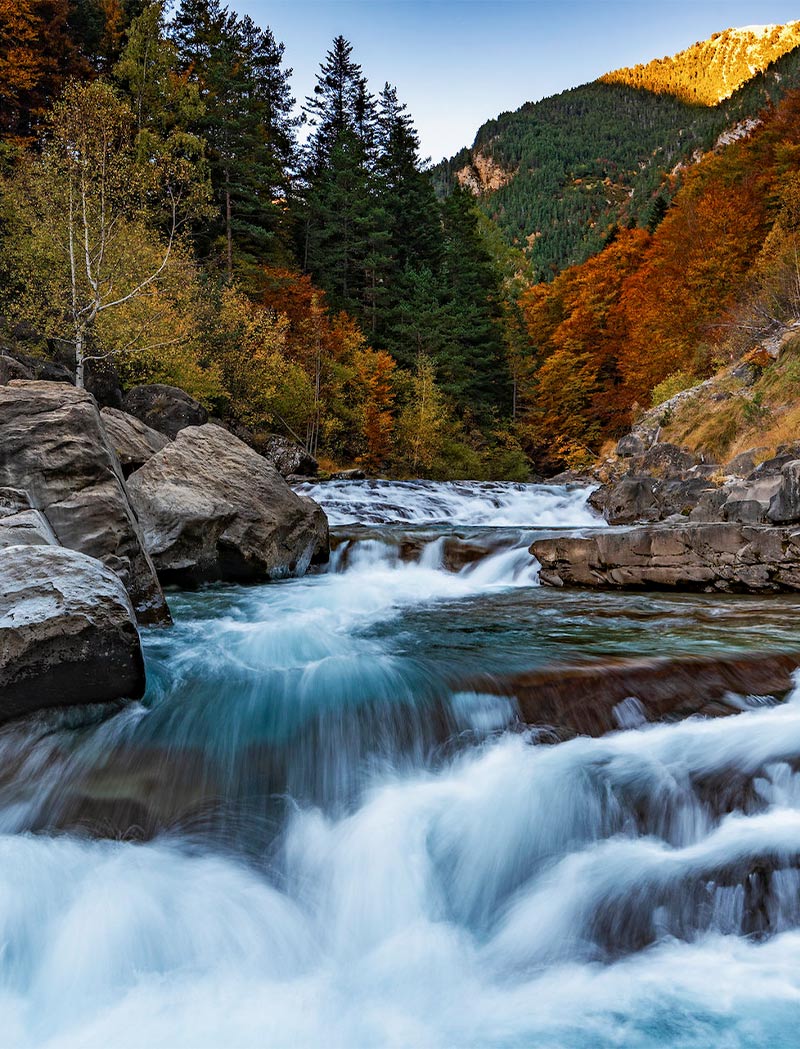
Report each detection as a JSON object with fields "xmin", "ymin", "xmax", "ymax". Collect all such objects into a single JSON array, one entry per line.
[
  {"xmin": 0, "ymin": 381, "xmax": 169, "ymax": 624},
  {"xmin": 532, "ymin": 522, "xmax": 800, "ymax": 593},
  {"xmin": 769, "ymin": 460, "xmax": 800, "ymax": 524},
  {"xmin": 100, "ymin": 407, "xmax": 171, "ymax": 477},
  {"xmin": 0, "ymin": 545, "xmax": 145, "ymax": 724},
  {"xmin": 127, "ymin": 424, "xmax": 329, "ymax": 586},
  {"xmin": 122, "ymin": 384, "xmax": 208, "ymax": 439}
]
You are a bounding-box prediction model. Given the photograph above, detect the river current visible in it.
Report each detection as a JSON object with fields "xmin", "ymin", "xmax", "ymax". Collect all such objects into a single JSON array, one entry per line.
[{"xmin": 3, "ymin": 480, "xmax": 800, "ymax": 1048}]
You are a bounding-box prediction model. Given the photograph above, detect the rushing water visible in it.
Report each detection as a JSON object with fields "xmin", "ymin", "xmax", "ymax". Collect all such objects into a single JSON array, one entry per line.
[{"xmin": 3, "ymin": 481, "xmax": 800, "ymax": 1048}]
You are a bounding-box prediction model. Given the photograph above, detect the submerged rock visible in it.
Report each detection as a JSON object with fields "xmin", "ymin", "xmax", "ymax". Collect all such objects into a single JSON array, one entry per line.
[
  {"xmin": 0, "ymin": 381, "xmax": 169, "ymax": 624},
  {"xmin": 531, "ymin": 522, "xmax": 800, "ymax": 592},
  {"xmin": 468, "ymin": 651, "xmax": 800, "ymax": 740},
  {"xmin": 0, "ymin": 545, "xmax": 145, "ymax": 725},
  {"xmin": 122, "ymin": 384, "xmax": 208, "ymax": 439},
  {"xmin": 127, "ymin": 423, "xmax": 329, "ymax": 585}
]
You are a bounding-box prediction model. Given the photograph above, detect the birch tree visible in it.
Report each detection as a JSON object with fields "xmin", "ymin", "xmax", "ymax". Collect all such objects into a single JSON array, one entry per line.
[{"xmin": 7, "ymin": 79, "xmax": 209, "ymax": 385}]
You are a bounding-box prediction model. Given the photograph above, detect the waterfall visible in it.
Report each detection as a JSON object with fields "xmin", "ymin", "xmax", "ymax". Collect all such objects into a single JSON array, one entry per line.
[{"xmin": 2, "ymin": 480, "xmax": 800, "ymax": 1049}]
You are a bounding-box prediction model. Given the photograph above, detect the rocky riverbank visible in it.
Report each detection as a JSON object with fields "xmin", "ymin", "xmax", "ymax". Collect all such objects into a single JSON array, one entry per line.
[
  {"xmin": 536, "ymin": 433, "xmax": 800, "ymax": 593},
  {"xmin": 0, "ymin": 379, "xmax": 329, "ymax": 726}
]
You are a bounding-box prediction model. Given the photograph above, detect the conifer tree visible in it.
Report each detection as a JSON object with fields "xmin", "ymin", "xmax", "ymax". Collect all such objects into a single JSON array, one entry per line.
[{"xmin": 172, "ymin": 0, "xmax": 297, "ymax": 277}]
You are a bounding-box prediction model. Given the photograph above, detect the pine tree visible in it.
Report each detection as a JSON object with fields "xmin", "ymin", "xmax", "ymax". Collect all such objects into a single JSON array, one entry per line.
[
  {"xmin": 299, "ymin": 36, "xmax": 383, "ymax": 318},
  {"xmin": 438, "ymin": 184, "xmax": 512, "ymax": 417},
  {"xmin": 172, "ymin": 0, "xmax": 297, "ymax": 278}
]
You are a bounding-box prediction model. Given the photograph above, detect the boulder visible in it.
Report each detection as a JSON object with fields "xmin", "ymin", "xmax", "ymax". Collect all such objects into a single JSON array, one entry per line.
[
  {"xmin": 632, "ymin": 442, "xmax": 699, "ymax": 480},
  {"xmin": 259, "ymin": 434, "xmax": 318, "ymax": 478},
  {"xmin": 0, "ymin": 488, "xmax": 57, "ymax": 548},
  {"xmin": 724, "ymin": 448, "xmax": 768, "ymax": 477},
  {"xmin": 593, "ymin": 476, "xmax": 659, "ymax": 525},
  {"xmin": 749, "ymin": 450, "xmax": 800, "ymax": 479},
  {"xmin": 653, "ymin": 477, "xmax": 716, "ymax": 519},
  {"xmin": 100, "ymin": 407, "xmax": 171, "ymax": 477},
  {"xmin": 0, "ymin": 381, "xmax": 169, "ymax": 624},
  {"xmin": 331, "ymin": 468, "xmax": 367, "ymax": 481},
  {"xmin": 0, "ymin": 353, "xmax": 34, "ymax": 384},
  {"xmin": 531, "ymin": 522, "xmax": 800, "ymax": 593},
  {"xmin": 122, "ymin": 384, "xmax": 208, "ymax": 439},
  {"xmin": 0, "ymin": 545, "xmax": 145, "ymax": 725},
  {"xmin": 82, "ymin": 356, "xmax": 123, "ymax": 409},
  {"xmin": 127, "ymin": 424, "xmax": 329, "ymax": 586},
  {"xmin": 615, "ymin": 433, "xmax": 646, "ymax": 458},
  {"xmin": 769, "ymin": 460, "xmax": 800, "ymax": 524},
  {"xmin": 0, "ymin": 348, "xmax": 73, "ymax": 386},
  {"xmin": 721, "ymin": 475, "xmax": 782, "ymax": 524}
]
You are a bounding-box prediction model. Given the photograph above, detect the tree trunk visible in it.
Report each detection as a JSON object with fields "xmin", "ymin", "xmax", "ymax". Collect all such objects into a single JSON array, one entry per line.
[
  {"xmin": 75, "ymin": 330, "xmax": 85, "ymax": 389},
  {"xmin": 225, "ymin": 172, "xmax": 233, "ymax": 279}
]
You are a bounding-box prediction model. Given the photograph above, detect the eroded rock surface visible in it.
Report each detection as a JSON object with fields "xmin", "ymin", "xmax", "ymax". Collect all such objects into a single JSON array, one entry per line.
[
  {"xmin": 100, "ymin": 407, "xmax": 171, "ymax": 477},
  {"xmin": 0, "ymin": 381, "xmax": 169, "ymax": 624},
  {"xmin": 127, "ymin": 423, "xmax": 329, "ymax": 585},
  {"xmin": 466, "ymin": 651, "xmax": 800, "ymax": 739},
  {"xmin": 532, "ymin": 522, "xmax": 800, "ymax": 592},
  {"xmin": 0, "ymin": 545, "xmax": 145, "ymax": 724}
]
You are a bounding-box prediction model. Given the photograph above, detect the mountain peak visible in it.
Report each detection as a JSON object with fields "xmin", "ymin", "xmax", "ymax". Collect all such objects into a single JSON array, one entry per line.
[{"xmin": 600, "ymin": 22, "xmax": 800, "ymax": 105}]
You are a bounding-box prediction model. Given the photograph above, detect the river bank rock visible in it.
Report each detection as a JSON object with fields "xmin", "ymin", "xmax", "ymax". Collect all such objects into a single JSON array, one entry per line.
[
  {"xmin": 531, "ymin": 522, "xmax": 800, "ymax": 592},
  {"xmin": 122, "ymin": 384, "xmax": 208, "ymax": 439},
  {"xmin": 0, "ymin": 381, "xmax": 169, "ymax": 624},
  {"xmin": 259, "ymin": 434, "xmax": 318, "ymax": 478},
  {"xmin": 0, "ymin": 545, "xmax": 145, "ymax": 725},
  {"xmin": 127, "ymin": 423, "xmax": 329, "ymax": 586},
  {"xmin": 100, "ymin": 407, "xmax": 171, "ymax": 477},
  {"xmin": 768, "ymin": 460, "xmax": 800, "ymax": 523}
]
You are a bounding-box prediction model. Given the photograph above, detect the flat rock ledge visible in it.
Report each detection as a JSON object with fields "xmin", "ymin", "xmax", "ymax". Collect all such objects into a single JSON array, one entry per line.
[
  {"xmin": 531, "ymin": 522, "xmax": 800, "ymax": 592},
  {"xmin": 0, "ymin": 545, "xmax": 145, "ymax": 725},
  {"xmin": 465, "ymin": 651, "xmax": 800, "ymax": 740}
]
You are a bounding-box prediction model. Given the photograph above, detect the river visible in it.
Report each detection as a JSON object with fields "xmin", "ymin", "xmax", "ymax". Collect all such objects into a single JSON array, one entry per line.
[{"xmin": 2, "ymin": 480, "xmax": 800, "ymax": 1048}]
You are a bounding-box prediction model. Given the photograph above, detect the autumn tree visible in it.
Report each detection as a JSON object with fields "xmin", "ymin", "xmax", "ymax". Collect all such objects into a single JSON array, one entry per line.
[
  {"xmin": 395, "ymin": 356, "xmax": 447, "ymax": 473},
  {"xmin": 5, "ymin": 80, "xmax": 209, "ymax": 384},
  {"xmin": 353, "ymin": 347, "xmax": 396, "ymax": 469}
]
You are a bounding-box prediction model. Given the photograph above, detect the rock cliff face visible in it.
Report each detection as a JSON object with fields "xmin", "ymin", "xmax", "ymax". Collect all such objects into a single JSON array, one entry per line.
[
  {"xmin": 127, "ymin": 423, "xmax": 329, "ymax": 586},
  {"xmin": 0, "ymin": 545, "xmax": 145, "ymax": 724},
  {"xmin": 0, "ymin": 382, "xmax": 169, "ymax": 625},
  {"xmin": 456, "ymin": 150, "xmax": 515, "ymax": 195}
]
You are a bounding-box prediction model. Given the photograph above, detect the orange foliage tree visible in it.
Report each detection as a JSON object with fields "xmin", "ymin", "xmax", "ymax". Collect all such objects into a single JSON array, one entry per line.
[
  {"xmin": 353, "ymin": 348, "xmax": 396, "ymax": 470},
  {"xmin": 0, "ymin": 0, "xmax": 81, "ymax": 146},
  {"xmin": 516, "ymin": 89, "xmax": 800, "ymax": 469}
]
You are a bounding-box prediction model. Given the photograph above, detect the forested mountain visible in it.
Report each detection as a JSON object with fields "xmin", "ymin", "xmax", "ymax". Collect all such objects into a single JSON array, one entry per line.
[
  {"xmin": 515, "ymin": 87, "xmax": 800, "ymax": 469},
  {"xmin": 432, "ymin": 32, "xmax": 800, "ymax": 279},
  {"xmin": 601, "ymin": 22, "xmax": 800, "ymax": 105}
]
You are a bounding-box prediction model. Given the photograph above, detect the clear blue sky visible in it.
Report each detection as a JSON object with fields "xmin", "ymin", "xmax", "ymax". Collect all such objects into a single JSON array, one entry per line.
[{"xmin": 230, "ymin": 1, "xmax": 800, "ymax": 161}]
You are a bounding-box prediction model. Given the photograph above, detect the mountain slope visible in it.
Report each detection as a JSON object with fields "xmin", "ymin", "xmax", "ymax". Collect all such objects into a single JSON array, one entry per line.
[
  {"xmin": 600, "ymin": 23, "xmax": 800, "ymax": 105},
  {"xmin": 513, "ymin": 86, "xmax": 800, "ymax": 470},
  {"xmin": 432, "ymin": 27, "xmax": 800, "ymax": 280}
]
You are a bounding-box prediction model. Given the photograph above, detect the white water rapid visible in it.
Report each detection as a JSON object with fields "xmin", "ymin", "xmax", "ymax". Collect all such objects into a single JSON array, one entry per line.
[{"xmin": 2, "ymin": 481, "xmax": 800, "ymax": 1048}]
